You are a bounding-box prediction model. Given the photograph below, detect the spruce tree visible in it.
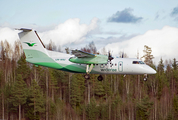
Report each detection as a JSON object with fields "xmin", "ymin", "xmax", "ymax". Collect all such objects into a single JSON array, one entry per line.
[
  {"xmin": 28, "ymin": 79, "xmax": 45, "ymax": 120},
  {"xmin": 9, "ymin": 74, "xmax": 27, "ymax": 120},
  {"xmin": 16, "ymin": 54, "xmax": 31, "ymax": 81},
  {"xmin": 136, "ymin": 96, "xmax": 153, "ymax": 120}
]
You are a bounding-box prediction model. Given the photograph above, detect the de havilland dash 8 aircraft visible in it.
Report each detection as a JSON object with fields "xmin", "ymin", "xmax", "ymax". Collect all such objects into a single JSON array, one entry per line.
[{"xmin": 17, "ymin": 28, "xmax": 156, "ymax": 81}]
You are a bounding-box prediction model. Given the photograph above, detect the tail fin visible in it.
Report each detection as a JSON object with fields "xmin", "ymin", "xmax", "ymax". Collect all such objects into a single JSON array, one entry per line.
[{"xmin": 18, "ymin": 28, "xmax": 49, "ymax": 59}]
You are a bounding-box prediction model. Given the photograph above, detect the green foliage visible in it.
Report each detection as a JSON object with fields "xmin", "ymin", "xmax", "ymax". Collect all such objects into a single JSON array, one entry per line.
[
  {"xmin": 136, "ymin": 96, "xmax": 153, "ymax": 120},
  {"xmin": 173, "ymin": 95, "xmax": 178, "ymax": 117},
  {"xmin": 70, "ymin": 74, "xmax": 85, "ymax": 108},
  {"xmin": 8, "ymin": 74, "xmax": 27, "ymax": 107},
  {"xmin": 16, "ymin": 54, "xmax": 31, "ymax": 80},
  {"xmin": 172, "ymin": 58, "xmax": 178, "ymax": 71},
  {"xmin": 24, "ymin": 79, "xmax": 45, "ymax": 120},
  {"xmin": 98, "ymin": 103, "xmax": 109, "ymax": 120},
  {"xmin": 29, "ymin": 80, "xmax": 45, "ymax": 113},
  {"xmin": 103, "ymin": 77, "xmax": 112, "ymax": 96},
  {"xmin": 85, "ymin": 98, "xmax": 98, "ymax": 120},
  {"xmin": 94, "ymin": 80, "xmax": 105, "ymax": 98}
]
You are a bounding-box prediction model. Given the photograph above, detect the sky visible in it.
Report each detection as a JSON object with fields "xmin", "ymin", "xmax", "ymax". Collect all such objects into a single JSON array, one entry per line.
[{"xmin": 0, "ymin": 0, "xmax": 178, "ymax": 65}]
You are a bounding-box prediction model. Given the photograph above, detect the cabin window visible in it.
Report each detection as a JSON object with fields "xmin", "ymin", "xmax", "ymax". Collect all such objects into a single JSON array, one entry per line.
[
  {"xmin": 115, "ymin": 63, "xmax": 117, "ymax": 66},
  {"xmin": 139, "ymin": 61, "xmax": 145, "ymax": 64},
  {"xmin": 133, "ymin": 61, "xmax": 145, "ymax": 64}
]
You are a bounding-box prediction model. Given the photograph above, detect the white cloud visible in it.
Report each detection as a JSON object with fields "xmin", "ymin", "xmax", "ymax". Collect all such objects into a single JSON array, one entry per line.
[
  {"xmin": 0, "ymin": 27, "xmax": 19, "ymax": 44},
  {"xmin": 0, "ymin": 18, "xmax": 99, "ymax": 50},
  {"xmin": 103, "ymin": 26, "xmax": 178, "ymax": 65},
  {"xmin": 40, "ymin": 18, "xmax": 99, "ymax": 46}
]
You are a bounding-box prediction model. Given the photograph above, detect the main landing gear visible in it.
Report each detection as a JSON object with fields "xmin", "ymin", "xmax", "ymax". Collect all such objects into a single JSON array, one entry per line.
[
  {"xmin": 97, "ymin": 75, "xmax": 103, "ymax": 81},
  {"xmin": 84, "ymin": 74, "xmax": 103, "ymax": 81},
  {"xmin": 84, "ymin": 74, "xmax": 90, "ymax": 79},
  {"xmin": 84, "ymin": 64, "xmax": 104, "ymax": 81}
]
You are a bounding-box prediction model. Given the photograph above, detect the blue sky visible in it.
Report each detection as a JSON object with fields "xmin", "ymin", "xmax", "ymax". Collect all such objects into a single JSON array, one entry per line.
[{"xmin": 1, "ymin": 0, "xmax": 178, "ymax": 64}]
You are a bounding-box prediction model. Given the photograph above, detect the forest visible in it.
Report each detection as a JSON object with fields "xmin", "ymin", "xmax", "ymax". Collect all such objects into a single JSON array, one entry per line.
[{"xmin": 0, "ymin": 39, "xmax": 178, "ymax": 120}]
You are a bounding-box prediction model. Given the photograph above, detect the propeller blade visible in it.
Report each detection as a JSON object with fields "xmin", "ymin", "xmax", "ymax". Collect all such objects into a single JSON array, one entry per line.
[{"xmin": 108, "ymin": 51, "xmax": 114, "ymax": 61}]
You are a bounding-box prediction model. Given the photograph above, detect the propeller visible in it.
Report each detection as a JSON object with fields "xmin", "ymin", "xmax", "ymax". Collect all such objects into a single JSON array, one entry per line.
[
  {"xmin": 121, "ymin": 52, "xmax": 124, "ymax": 58},
  {"xmin": 108, "ymin": 51, "xmax": 114, "ymax": 61},
  {"xmin": 119, "ymin": 51, "xmax": 124, "ymax": 58}
]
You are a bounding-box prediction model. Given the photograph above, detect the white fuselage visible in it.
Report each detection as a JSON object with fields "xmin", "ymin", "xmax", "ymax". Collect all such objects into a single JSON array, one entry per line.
[{"xmin": 48, "ymin": 51, "xmax": 156, "ymax": 75}]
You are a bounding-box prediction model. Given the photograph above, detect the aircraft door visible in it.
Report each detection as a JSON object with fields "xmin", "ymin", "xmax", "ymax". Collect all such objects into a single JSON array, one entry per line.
[{"xmin": 118, "ymin": 61, "xmax": 123, "ymax": 72}]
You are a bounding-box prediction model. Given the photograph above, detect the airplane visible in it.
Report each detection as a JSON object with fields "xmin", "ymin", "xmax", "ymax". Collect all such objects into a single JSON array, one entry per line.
[{"xmin": 17, "ymin": 28, "xmax": 156, "ymax": 81}]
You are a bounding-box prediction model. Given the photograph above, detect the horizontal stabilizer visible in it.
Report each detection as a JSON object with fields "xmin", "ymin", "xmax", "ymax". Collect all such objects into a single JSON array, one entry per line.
[{"xmin": 16, "ymin": 28, "xmax": 32, "ymax": 32}]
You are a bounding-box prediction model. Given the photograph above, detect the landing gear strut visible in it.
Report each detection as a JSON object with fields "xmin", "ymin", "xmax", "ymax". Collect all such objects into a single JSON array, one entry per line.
[
  {"xmin": 84, "ymin": 64, "xmax": 93, "ymax": 80},
  {"xmin": 84, "ymin": 64, "xmax": 104, "ymax": 81},
  {"xmin": 144, "ymin": 74, "xmax": 147, "ymax": 81}
]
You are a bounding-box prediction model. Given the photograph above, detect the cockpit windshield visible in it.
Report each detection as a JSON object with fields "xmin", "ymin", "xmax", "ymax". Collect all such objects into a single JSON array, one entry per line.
[{"xmin": 133, "ymin": 61, "xmax": 145, "ymax": 64}]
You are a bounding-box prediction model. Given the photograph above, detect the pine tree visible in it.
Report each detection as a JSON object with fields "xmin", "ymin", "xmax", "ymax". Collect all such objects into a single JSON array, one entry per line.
[
  {"xmin": 94, "ymin": 80, "xmax": 105, "ymax": 98},
  {"xmin": 70, "ymin": 74, "xmax": 85, "ymax": 109},
  {"xmin": 172, "ymin": 58, "xmax": 177, "ymax": 71},
  {"xmin": 28, "ymin": 79, "xmax": 45, "ymax": 120},
  {"xmin": 136, "ymin": 96, "xmax": 153, "ymax": 120},
  {"xmin": 16, "ymin": 54, "xmax": 31, "ymax": 81},
  {"xmin": 85, "ymin": 98, "xmax": 98, "ymax": 120},
  {"xmin": 173, "ymin": 95, "xmax": 178, "ymax": 118},
  {"xmin": 8, "ymin": 74, "xmax": 28, "ymax": 120}
]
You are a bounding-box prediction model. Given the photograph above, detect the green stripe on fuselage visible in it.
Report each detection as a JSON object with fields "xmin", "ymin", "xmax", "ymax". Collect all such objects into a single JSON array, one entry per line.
[{"xmin": 24, "ymin": 49, "xmax": 94, "ymax": 73}]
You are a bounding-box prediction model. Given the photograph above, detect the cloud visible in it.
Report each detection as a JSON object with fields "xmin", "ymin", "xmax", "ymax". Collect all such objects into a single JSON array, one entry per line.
[
  {"xmin": 171, "ymin": 6, "xmax": 178, "ymax": 16},
  {"xmin": 102, "ymin": 26, "xmax": 178, "ymax": 65},
  {"xmin": 108, "ymin": 8, "xmax": 143, "ymax": 23},
  {"xmin": 170, "ymin": 6, "xmax": 178, "ymax": 21},
  {"xmin": 0, "ymin": 18, "xmax": 99, "ymax": 50},
  {"xmin": 40, "ymin": 18, "xmax": 99, "ymax": 46},
  {"xmin": 0, "ymin": 27, "xmax": 19, "ymax": 44}
]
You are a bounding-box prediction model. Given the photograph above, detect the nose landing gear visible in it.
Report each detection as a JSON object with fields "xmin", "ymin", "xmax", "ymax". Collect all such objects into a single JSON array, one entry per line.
[{"xmin": 144, "ymin": 74, "xmax": 147, "ymax": 81}]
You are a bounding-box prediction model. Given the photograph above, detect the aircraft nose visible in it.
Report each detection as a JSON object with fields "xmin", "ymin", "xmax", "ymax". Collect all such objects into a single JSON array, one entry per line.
[{"xmin": 145, "ymin": 66, "xmax": 157, "ymax": 74}]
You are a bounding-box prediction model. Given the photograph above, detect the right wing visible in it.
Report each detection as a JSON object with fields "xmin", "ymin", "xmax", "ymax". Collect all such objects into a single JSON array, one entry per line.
[
  {"xmin": 71, "ymin": 49, "xmax": 96, "ymax": 58},
  {"xmin": 70, "ymin": 50, "xmax": 108, "ymax": 64}
]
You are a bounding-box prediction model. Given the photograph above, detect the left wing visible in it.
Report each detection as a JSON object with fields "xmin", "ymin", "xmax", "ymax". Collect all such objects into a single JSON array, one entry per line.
[{"xmin": 71, "ymin": 49, "xmax": 96, "ymax": 58}]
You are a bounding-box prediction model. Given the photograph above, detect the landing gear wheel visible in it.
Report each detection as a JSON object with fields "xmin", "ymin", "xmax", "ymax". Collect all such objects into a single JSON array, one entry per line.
[
  {"xmin": 144, "ymin": 77, "xmax": 147, "ymax": 81},
  {"xmin": 144, "ymin": 74, "xmax": 147, "ymax": 81},
  {"xmin": 84, "ymin": 74, "xmax": 90, "ymax": 79},
  {"xmin": 97, "ymin": 75, "xmax": 103, "ymax": 81}
]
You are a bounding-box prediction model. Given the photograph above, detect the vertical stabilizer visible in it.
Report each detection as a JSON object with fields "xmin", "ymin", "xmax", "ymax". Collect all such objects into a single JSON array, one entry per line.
[{"xmin": 18, "ymin": 28, "xmax": 49, "ymax": 59}]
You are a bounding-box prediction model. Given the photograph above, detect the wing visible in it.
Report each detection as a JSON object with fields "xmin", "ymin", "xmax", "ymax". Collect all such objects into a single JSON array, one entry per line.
[
  {"xmin": 71, "ymin": 49, "xmax": 96, "ymax": 58},
  {"xmin": 70, "ymin": 50, "xmax": 108, "ymax": 64}
]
